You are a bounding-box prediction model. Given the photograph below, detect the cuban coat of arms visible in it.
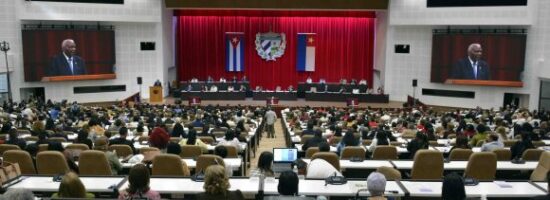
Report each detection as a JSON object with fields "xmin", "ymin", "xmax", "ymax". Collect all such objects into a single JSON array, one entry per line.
[{"xmin": 255, "ymin": 31, "xmax": 286, "ymax": 61}]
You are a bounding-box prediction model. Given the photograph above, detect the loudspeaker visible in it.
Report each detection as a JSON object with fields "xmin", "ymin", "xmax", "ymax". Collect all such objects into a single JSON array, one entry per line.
[
  {"xmin": 412, "ymin": 79, "xmax": 417, "ymax": 87},
  {"xmin": 140, "ymin": 42, "xmax": 155, "ymax": 51},
  {"xmin": 137, "ymin": 77, "xmax": 142, "ymax": 85},
  {"xmin": 395, "ymin": 44, "xmax": 410, "ymax": 54}
]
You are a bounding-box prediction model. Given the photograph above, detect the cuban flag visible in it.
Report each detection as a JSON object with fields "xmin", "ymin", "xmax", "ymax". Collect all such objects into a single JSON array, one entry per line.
[
  {"xmin": 296, "ymin": 33, "xmax": 316, "ymax": 72},
  {"xmin": 226, "ymin": 32, "xmax": 245, "ymax": 72}
]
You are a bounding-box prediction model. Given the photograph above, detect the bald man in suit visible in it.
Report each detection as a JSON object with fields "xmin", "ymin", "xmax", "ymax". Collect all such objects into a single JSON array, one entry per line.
[
  {"xmin": 49, "ymin": 39, "xmax": 86, "ymax": 76},
  {"xmin": 451, "ymin": 43, "xmax": 490, "ymax": 80}
]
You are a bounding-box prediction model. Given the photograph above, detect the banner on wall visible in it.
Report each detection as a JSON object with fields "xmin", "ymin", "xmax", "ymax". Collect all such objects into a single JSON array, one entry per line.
[
  {"xmin": 225, "ymin": 32, "xmax": 245, "ymax": 72},
  {"xmin": 296, "ymin": 33, "xmax": 316, "ymax": 72}
]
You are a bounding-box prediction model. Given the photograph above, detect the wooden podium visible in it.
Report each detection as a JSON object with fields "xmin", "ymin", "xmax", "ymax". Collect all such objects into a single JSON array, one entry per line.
[{"xmin": 149, "ymin": 86, "xmax": 163, "ymax": 103}]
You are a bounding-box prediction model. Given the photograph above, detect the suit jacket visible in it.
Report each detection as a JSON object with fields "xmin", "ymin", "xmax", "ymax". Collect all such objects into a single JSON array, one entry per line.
[
  {"xmin": 451, "ymin": 57, "xmax": 490, "ymax": 80},
  {"xmin": 49, "ymin": 53, "xmax": 86, "ymax": 76}
]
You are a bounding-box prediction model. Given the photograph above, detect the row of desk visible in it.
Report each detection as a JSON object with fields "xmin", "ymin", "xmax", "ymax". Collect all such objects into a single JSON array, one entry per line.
[
  {"xmin": 178, "ymin": 90, "xmax": 389, "ymax": 103},
  {"xmin": 5, "ymin": 175, "xmax": 547, "ymax": 199}
]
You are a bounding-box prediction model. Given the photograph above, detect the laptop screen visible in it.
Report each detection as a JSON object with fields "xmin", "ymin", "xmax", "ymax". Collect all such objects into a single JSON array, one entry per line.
[{"xmin": 273, "ymin": 148, "xmax": 298, "ymax": 163}]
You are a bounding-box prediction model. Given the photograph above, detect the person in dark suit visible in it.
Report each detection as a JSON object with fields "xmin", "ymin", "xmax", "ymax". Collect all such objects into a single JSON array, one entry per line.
[
  {"xmin": 451, "ymin": 43, "xmax": 490, "ymax": 80},
  {"xmin": 109, "ymin": 127, "xmax": 136, "ymax": 154},
  {"xmin": 49, "ymin": 39, "xmax": 86, "ymax": 76}
]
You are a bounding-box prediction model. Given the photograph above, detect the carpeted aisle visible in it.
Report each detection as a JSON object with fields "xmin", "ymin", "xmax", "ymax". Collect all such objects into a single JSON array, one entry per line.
[{"xmin": 248, "ymin": 118, "xmax": 286, "ymax": 176}]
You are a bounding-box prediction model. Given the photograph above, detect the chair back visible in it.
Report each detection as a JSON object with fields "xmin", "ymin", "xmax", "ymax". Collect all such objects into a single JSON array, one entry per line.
[
  {"xmin": 305, "ymin": 147, "xmax": 319, "ymax": 159},
  {"xmin": 139, "ymin": 147, "xmax": 160, "ymax": 154},
  {"xmin": 464, "ymin": 152, "xmax": 497, "ymax": 180},
  {"xmin": 340, "ymin": 146, "xmax": 366, "ymax": 160},
  {"xmin": 224, "ymin": 145, "xmax": 239, "ymax": 158},
  {"xmin": 411, "ymin": 150, "xmax": 443, "ymax": 180},
  {"xmin": 0, "ymin": 144, "xmax": 20, "ymax": 156},
  {"xmin": 531, "ymin": 151, "xmax": 550, "ymax": 181},
  {"xmin": 522, "ymin": 149, "xmax": 544, "ymax": 161},
  {"xmin": 448, "ymin": 148, "xmax": 473, "ymax": 161},
  {"xmin": 532, "ymin": 141, "xmax": 545, "ymax": 148},
  {"xmin": 49, "ymin": 137, "xmax": 67, "ymax": 143},
  {"xmin": 138, "ymin": 136, "xmax": 149, "ymax": 143},
  {"xmin": 170, "ymin": 137, "xmax": 182, "ymax": 143},
  {"xmin": 79, "ymin": 150, "xmax": 112, "ymax": 175},
  {"xmin": 195, "ymin": 155, "xmax": 225, "ymax": 174},
  {"xmin": 301, "ymin": 135, "xmax": 313, "ymax": 144},
  {"xmin": 152, "ymin": 154, "xmax": 190, "ymax": 176},
  {"xmin": 94, "ymin": 136, "xmax": 108, "ymax": 151},
  {"xmin": 330, "ymin": 137, "xmax": 342, "ymax": 145},
  {"xmin": 3, "ymin": 150, "xmax": 36, "ymax": 174},
  {"xmin": 36, "ymin": 151, "xmax": 70, "ymax": 175},
  {"xmin": 66, "ymin": 144, "xmax": 90, "ymax": 151},
  {"xmin": 372, "ymin": 145, "xmax": 398, "ymax": 160},
  {"xmin": 503, "ymin": 140, "xmax": 518, "ymax": 147},
  {"xmin": 212, "ymin": 131, "xmax": 226, "ymax": 138},
  {"xmin": 24, "ymin": 136, "xmax": 38, "ymax": 142},
  {"xmin": 311, "ymin": 152, "xmax": 340, "ymax": 171},
  {"xmin": 492, "ymin": 149, "xmax": 512, "ymax": 161},
  {"xmin": 362, "ymin": 140, "xmax": 372, "ymax": 145},
  {"xmin": 376, "ymin": 166, "xmax": 401, "ymax": 181},
  {"xmin": 198, "ymin": 136, "xmax": 214, "ymax": 144},
  {"xmin": 38, "ymin": 144, "xmax": 49, "ymax": 152},
  {"xmin": 180, "ymin": 145, "xmax": 203, "ymax": 158},
  {"xmin": 108, "ymin": 145, "xmax": 134, "ymax": 158}
]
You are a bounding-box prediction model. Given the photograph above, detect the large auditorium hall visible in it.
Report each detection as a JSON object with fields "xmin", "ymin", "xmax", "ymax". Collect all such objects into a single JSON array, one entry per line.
[{"xmin": 0, "ymin": 0, "xmax": 549, "ymax": 199}]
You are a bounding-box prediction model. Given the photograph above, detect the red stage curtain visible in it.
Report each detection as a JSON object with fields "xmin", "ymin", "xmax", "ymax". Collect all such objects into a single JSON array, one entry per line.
[
  {"xmin": 176, "ymin": 12, "xmax": 376, "ymax": 89},
  {"xmin": 431, "ymin": 34, "xmax": 526, "ymax": 83}
]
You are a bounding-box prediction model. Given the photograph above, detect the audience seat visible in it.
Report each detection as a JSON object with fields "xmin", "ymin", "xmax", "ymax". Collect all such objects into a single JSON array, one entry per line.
[
  {"xmin": 139, "ymin": 147, "xmax": 159, "ymax": 154},
  {"xmin": 170, "ymin": 137, "xmax": 182, "ymax": 143},
  {"xmin": 195, "ymin": 155, "xmax": 225, "ymax": 174},
  {"xmin": 49, "ymin": 137, "xmax": 67, "ymax": 143},
  {"xmin": 180, "ymin": 145, "xmax": 203, "ymax": 158},
  {"xmin": 94, "ymin": 136, "xmax": 108, "ymax": 151},
  {"xmin": 340, "ymin": 146, "xmax": 366, "ymax": 159},
  {"xmin": 522, "ymin": 149, "xmax": 544, "ymax": 161},
  {"xmin": 108, "ymin": 144, "xmax": 133, "ymax": 158},
  {"xmin": 198, "ymin": 136, "xmax": 214, "ymax": 144},
  {"xmin": 532, "ymin": 141, "xmax": 545, "ymax": 148},
  {"xmin": 38, "ymin": 144, "xmax": 49, "ymax": 152},
  {"xmin": 3, "ymin": 150, "xmax": 36, "ymax": 174},
  {"xmin": 503, "ymin": 140, "xmax": 518, "ymax": 147},
  {"xmin": 311, "ymin": 152, "xmax": 340, "ymax": 171},
  {"xmin": 301, "ymin": 135, "xmax": 313, "ymax": 145},
  {"xmin": 0, "ymin": 144, "xmax": 20, "ymax": 156},
  {"xmin": 330, "ymin": 137, "xmax": 342, "ymax": 145},
  {"xmin": 464, "ymin": 152, "xmax": 497, "ymax": 181},
  {"xmin": 410, "ymin": 150, "xmax": 443, "ymax": 180},
  {"xmin": 305, "ymin": 147, "xmax": 319, "ymax": 159},
  {"xmin": 152, "ymin": 154, "xmax": 190, "ymax": 176},
  {"xmin": 362, "ymin": 140, "xmax": 372, "ymax": 146},
  {"xmin": 224, "ymin": 145, "xmax": 239, "ymax": 158},
  {"xmin": 24, "ymin": 136, "xmax": 38, "ymax": 142},
  {"xmin": 530, "ymin": 151, "xmax": 550, "ymax": 181},
  {"xmin": 492, "ymin": 149, "xmax": 512, "ymax": 161},
  {"xmin": 376, "ymin": 166, "xmax": 401, "ymax": 180},
  {"xmin": 212, "ymin": 131, "xmax": 226, "ymax": 138},
  {"xmin": 36, "ymin": 151, "xmax": 70, "ymax": 175},
  {"xmin": 372, "ymin": 146, "xmax": 398, "ymax": 160},
  {"xmin": 65, "ymin": 144, "xmax": 90, "ymax": 151},
  {"xmin": 79, "ymin": 150, "xmax": 112, "ymax": 175},
  {"xmin": 448, "ymin": 148, "xmax": 473, "ymax": 161}
]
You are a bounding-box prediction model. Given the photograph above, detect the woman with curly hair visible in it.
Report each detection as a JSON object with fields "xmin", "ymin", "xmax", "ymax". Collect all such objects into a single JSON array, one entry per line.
[{"xmin": 197, "ymin": 165, "xmax": 244, "ymax": 200}]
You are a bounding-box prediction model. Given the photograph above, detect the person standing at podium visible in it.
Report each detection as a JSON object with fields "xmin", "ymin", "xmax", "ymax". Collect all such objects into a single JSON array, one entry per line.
[
  {"xmin": 49, "ymin": 39, "xmax": 86, "ymax": 76},
  {"xmin": 451, "ymin": 43, "xmax": 490, "ymax": 80}
]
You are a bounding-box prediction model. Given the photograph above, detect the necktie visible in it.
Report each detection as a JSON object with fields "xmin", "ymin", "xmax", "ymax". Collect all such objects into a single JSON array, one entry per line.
[
  {"xmin": 473, "ymin": 61, "xmax": 477, "ymax": 79},
  {"xmin": 68, "ymin": 57, "xmax": 74, "ymax": 75}
]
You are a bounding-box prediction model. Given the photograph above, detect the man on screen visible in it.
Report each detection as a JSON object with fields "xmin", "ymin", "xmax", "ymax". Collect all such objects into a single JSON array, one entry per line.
[
  {"xmin": 451, "ymin": 43, "xmax": 490, "ymax": 80},
  {"xmin": 49, "ymin": 39, "xmax": 86, "ymax": 76}
]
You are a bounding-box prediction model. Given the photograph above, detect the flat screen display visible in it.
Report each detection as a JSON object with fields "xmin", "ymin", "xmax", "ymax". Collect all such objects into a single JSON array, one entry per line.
[
  {"xmin": 22, "ymin": 29, "xmax": 116, "ymax": 82},
  {"xmin": 430, "ymin": 33, "xmax": 526, "ymax": 86}
]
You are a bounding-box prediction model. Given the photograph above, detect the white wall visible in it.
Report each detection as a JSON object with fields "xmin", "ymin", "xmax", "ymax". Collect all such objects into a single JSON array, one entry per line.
[
  {"xmin": 384, "ymin": 0, "xmax": 550, "ymax": 110},
  {"xmin": 0, "ymin": 0, "xmax": 172, "ymax": 103}
]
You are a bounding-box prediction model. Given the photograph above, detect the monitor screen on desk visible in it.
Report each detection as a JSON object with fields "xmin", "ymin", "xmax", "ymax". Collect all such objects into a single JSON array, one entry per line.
[{"xmin": 273, "ymin": 148, "xmax": 298, "ymax": 163}]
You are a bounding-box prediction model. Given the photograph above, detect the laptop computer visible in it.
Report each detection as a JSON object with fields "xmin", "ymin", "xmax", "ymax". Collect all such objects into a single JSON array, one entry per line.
[{"xmin": 272, "ymin": 148, "xmax": 298, "ymax": 173}]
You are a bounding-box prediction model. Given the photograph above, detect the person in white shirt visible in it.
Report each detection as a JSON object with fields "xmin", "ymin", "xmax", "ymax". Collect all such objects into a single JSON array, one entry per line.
[
  {"xmin": 305, "ymin": 158, "xmax": 342, "ymax": 179},
  {"xmin": 210, "ymin": 85, "xmax": 218, "ymax": 92},
  {"xmin": 217, "ymin": 130, "xmax": 241, "ymax": 152},
  {"xmin": 276, "ymin": 86, "xmax": 282, "ymax": 92},
  {"xmin": 227, "ymin": 85, "xmax": 235, "ymax": 92},
  {"xmin": 219, "ymin": 77, "xmax": 226, "ymax": 83},
  {"xmin": 359, "ymin": 79, "xmax": 367, "ymax": 85},
  {"xmin": 480, "ymin": 133, "xmax": 504, "ymax": 152},
  {"xmin": 190, "ymin": 77, "xmax": 198, "ymax": 83},
  {"xmin": 306, "ymin": 76, "xmax": 313, "ymax": 84}
]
